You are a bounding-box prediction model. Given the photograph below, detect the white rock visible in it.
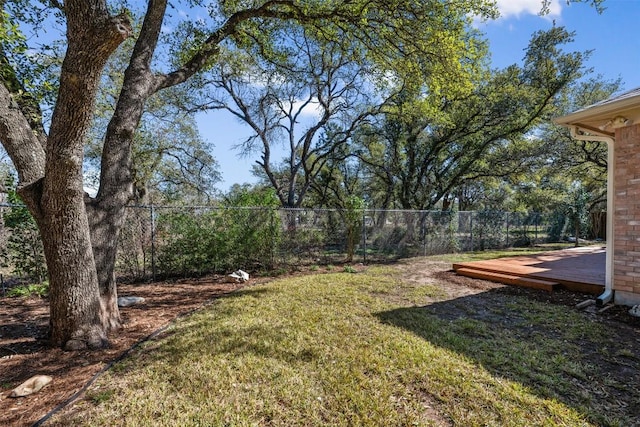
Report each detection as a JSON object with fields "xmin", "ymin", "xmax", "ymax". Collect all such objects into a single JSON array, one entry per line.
[
  {"xmin": 629, "ymin": 305, "xmax": 640, "ymax": 318},
  {"xmin": 10, "ymin": 375, "xmax": 53, "ymax": 397},
  {"xmin": 118, "ymin": 296, "xmax": 145, "ymax": 307},
  {"xmin": 228, "ymin": 269, "xmax": 249, "ymax": 282}
]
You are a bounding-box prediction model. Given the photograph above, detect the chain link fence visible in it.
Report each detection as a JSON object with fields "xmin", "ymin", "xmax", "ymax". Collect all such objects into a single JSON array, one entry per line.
[
  {"xmin": 116, "ymin": 206, "xmax": 556, "ymax": 281},
  {"xmin": 0, "ymin": 203, "xmax": 561, "ymax": 283}
]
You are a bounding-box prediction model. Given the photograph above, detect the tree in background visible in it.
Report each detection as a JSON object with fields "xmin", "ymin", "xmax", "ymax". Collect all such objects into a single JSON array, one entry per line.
[
  {"xmin": 565, "ymin": 184, "xmax": 590, "ymax": 246},
  {"xmin": 514, "ymin": 77, "xmax": 622, "ymax": 239},
  {"xmin": 192, "ymin": 30, "xmax": 389, "ymax": 208},
  {"xmin": 343, "ymin": 195, "xmax": 366, "ymax": 262},
  {"xmin": 306, "ymin": 145, "xmax": 367, "ymax": 210},
  {"xmin": 356, "ymin": 28, "xmax": 586, "ymax": 211}
]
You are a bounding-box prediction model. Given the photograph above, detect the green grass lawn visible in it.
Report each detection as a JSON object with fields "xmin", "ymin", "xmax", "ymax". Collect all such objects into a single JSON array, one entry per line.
[{"xmin": 51, "ymin": 252, "xmax": 637, "ymax": 426}]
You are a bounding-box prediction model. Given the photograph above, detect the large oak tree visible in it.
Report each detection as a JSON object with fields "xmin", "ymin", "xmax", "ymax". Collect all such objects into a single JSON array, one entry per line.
[
  {"xmin": 202, "ymin": 30, "xmax": 385, "ymax": 208},
  {"xmin": 355, "ymin": 27, "xmax": 587, "ymax": 211}
]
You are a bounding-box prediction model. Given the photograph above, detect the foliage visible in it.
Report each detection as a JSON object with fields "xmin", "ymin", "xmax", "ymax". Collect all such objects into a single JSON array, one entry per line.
[
  {"xmin": 342, "ymin": 265, "xmax": 356, "ymax": 273},
  {"xmin": 2, "ymin": 178, "xmax": 46, "ymax": 283},
  {"xmin": 6, "ymin": 281, "xmax": 48, "ymax": 298},
  {"xmin": 516, "ymin": 77, "xmax": 623, "ymax": 240},
  {"xmin": 85, "ymin": 42, "xmax": 222, "ymax": 204},
  {"xmin": 155, "ymin": 210, "xmax": 221, "ymax": 276},
  {"xmin": 201, "ymin": 32, "xmax": 380, "ymax": 208},
  {"xmin": 184, "ymin": 0, "xmax": 500, "ymax": 208},
  {"xmin": 222, "ymin": 185, "xmax": 282, "ymax": 269},
  {"xmin": 156, "ymin": 187, "xmax": 282, "ymax": 275},
  {"xmin": 356, "ymin": 27, "xmax": 585, "ymax": 211},
  {"xmin": 472, "ymin": 210, "xmax": 507, "ymax": 251},
  {"xmin": 433, "ymin": 210, "xmax": 460, "ymax": 253},
  {"xmin": 223, "ymin": 184, "xmax": 280, "ymax": 208},
  {"xmin": 116, "ymin": 207, "xmax": 152, "ymax": 280},
  {"xmin": 372, "ymin": 225, "xmax": 408, "ymax": 255},
  {"xmin": 547, "ymin": 210, "xmax": 568, "ymax": 243},
  {"xmin": 564, "ymin": 185, "xmax": 591, "ymax": 245},
  {"xmin": 116, "ymin": 204, "xmax": 568, "ymax": 278}
]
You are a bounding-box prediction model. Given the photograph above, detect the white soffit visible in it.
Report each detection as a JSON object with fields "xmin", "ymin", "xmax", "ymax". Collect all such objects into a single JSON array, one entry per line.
[{"xmin": 554, "ymin": 87, "xmax": 640, "ymax": 137}]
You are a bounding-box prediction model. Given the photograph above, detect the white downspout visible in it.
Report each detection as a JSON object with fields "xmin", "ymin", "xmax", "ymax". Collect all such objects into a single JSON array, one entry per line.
[{"xmin": 569, "ymin": 126, "xmax": 614, "ymax": 305}]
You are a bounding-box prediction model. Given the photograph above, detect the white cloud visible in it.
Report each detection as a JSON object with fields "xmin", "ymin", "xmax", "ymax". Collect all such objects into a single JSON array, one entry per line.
[
  {"xmin": 495, "ymin": 0, "xmax": 562, "ymax": 19},
  {"xmin": 288, "ymin": 98, "xmax": 323, "ymax": 119}
]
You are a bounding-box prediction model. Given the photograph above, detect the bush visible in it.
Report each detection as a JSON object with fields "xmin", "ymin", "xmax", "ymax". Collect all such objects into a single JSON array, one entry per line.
[
  {"xmin": 155, "ymin": 209, "xmax": 223, "ymax": 276},
  {"xmin": 473, "ymin": 210, "xmax": 507, "ymax": 250},
  {"xmin": 155, "ymin": 206, "xmax": 281, "ymax": 277},
  {"xmin": 2, "ymin": 181, "xmax": 47, "ymax": 283},
  {"xmin": 7, "ymin": 282, "xmax": 49, "ymax": 298}
]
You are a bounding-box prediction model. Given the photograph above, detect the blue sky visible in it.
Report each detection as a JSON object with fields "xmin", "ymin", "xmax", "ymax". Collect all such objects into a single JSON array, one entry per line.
[
  {"xmin": 203, "ymin": 0, "xmax": 640, "ymax": 191},
  {"xmin": 481, "ymin": 0, "xmax": 640, "ymax": 89}
]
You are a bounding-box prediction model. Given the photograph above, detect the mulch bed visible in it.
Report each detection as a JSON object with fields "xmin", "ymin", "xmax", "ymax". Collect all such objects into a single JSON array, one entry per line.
[{"xmin": 0, "ymin": 275, "xmax": 250, "ymax": 427}]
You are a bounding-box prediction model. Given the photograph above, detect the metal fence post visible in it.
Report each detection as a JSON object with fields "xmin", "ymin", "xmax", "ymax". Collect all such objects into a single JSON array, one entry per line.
[
  {"xmin": 270, "ymin": 208, "xmax": 276, "ymax": 268},
  {"xmin": 150, "ymin": 204, "xmax": 156, "ymax": 282},
  {"xmin": 423, "ymin": 211, "xmax": 427, "ymax": 257},
  {"xmin": 505, "ymin": 211, "xmax": 510, "ymax": 248},
  {"xmin": 470, "ymin": 212, "xmax": 474, "ymax": 251},
  {"xmin": 449, "ymin": 211, "xmax": 454, "ymax": 254},
  {"xmin": 362, "ymin": 211, "xmax": 367, "ymax": 264}
]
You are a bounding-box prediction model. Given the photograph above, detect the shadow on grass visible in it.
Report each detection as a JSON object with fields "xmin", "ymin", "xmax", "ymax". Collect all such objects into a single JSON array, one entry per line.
[{"xmin": 376, "ymin": 288, "xmax": 640, "ymax": 426}]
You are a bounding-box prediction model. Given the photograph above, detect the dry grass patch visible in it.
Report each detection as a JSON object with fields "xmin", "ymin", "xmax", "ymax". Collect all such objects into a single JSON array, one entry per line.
[{"xmin": 48, "ymin": 255, "xmax": 639, "ymax": 426}]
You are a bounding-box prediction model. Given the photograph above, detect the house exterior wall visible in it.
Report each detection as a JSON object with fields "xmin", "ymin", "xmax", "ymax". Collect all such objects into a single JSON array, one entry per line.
[{"xmin": 613, "ymin": 123, "xmax": 640, "ymax": 305}]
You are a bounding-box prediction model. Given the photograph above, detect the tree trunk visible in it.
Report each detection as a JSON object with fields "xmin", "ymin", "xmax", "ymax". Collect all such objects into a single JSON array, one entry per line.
[
  {"xmin": 86, "ymin": 200, "xmax": 128, "ymax": 332},
  {"xmin": 39, "ymin": 4, "xmax": 131, "ymax": 349},
  {"xmin": 41, "ymin": 189, "xmax": 105, "ymax": 350},
  {"xmin": 86, "ymin": 0, "xmax": 169, "ymax": 327}
]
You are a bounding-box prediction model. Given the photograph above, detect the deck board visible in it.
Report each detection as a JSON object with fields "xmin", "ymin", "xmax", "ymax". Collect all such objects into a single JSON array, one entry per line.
[{"xmin": 453, "ymin": 246, "xmax": 605, "ymax": 294}]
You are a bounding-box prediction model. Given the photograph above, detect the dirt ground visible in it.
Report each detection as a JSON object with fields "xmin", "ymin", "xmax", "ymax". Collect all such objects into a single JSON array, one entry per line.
[
  {"xmin": 1, "ymin": 260, "xmax": 639, "ymax": 427},
  {"xmin": 0, "ymin": 275, "xmax": 252, "ymax": 427}
]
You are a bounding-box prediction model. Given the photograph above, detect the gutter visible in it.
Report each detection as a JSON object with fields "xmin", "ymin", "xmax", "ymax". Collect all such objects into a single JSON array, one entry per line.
[
  {"xmin": 569, "ymin": 126, "xmax": 614, "ymax": 305},
  {"xmin": 557, "ymin": 89, "xmax": 640, "ymax": 126}
]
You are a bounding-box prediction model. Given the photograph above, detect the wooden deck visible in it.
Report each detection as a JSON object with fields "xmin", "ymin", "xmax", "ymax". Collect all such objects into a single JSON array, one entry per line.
[{"xmin": 453, "ymin": 246, "xmax": 606, "ymax": 294}]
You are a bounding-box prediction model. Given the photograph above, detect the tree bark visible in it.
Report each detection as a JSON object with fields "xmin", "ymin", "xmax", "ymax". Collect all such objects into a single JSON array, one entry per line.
[
  {"xmin": 38, "ymin": 3, "xmax": 131, "ymax": 349},
  {"xmin": 87, "ymin": 0, "xmax": 169, "ymax": 328}
]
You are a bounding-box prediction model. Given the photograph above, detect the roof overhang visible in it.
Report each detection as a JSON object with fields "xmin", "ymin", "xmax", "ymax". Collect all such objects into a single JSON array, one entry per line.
[
  {"xmin": 553, "ymin": 88, "xmax": 640, "ymax": 138},
  {"xmin": 552, "ymin": 88, "xmax": 640, "ymax": 303}
]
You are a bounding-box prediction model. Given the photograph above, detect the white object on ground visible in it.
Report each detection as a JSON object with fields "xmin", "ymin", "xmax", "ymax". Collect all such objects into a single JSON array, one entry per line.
[
  {"xmin": 10, "ymin": 375, "xmax": 53, "ymax": 397},
  {"xmin": 118, "ymin": 296, "xmax": 146, "ymax": 307},
  {"xmin": 229, "ymin": 270, "xmax": 249, "ymax": 282}
]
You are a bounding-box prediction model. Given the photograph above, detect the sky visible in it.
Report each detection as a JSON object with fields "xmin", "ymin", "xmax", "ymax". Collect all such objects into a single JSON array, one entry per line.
[{"xmin": 201, "ymin": 0, "xmax": 640, "ymax": 191}]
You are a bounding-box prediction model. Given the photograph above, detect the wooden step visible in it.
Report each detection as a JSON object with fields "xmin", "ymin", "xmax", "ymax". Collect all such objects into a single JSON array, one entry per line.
[
  {"xmin": 455, "ymin": 267, "xmax": 558, "ymax": 292},
  {"xmin": 455, "ymin": 267, "xmax": 521, "ymax": 284},
  {"xmin": 515, "ymin": 276, "xmax": 560, "ymax": 292},
  {"xmin": 452, "ymin": 262, "xmax": 531, "ymax": 275}
]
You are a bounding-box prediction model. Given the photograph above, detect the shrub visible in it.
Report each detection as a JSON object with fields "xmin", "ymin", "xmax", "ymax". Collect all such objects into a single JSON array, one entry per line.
[
  {"xmin": 473, "ymin": 210, "xmax": 507, "ymax": 250},
  {"xmin": 7, "ymin": 282, "xmax": 49, "ymax": 298},
  {"xmin": 2, "ymin": 179, "xmax": 47, "ymax": 283},
  {"xmin": 155, "ymin": 205, "xmax": 281, "ymax": 277}
]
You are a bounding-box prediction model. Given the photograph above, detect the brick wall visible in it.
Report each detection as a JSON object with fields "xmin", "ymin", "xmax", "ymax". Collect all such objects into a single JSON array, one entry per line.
[{"xmin": 613, "ymin": 123, "xmax": 640, "ymax": 305}]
